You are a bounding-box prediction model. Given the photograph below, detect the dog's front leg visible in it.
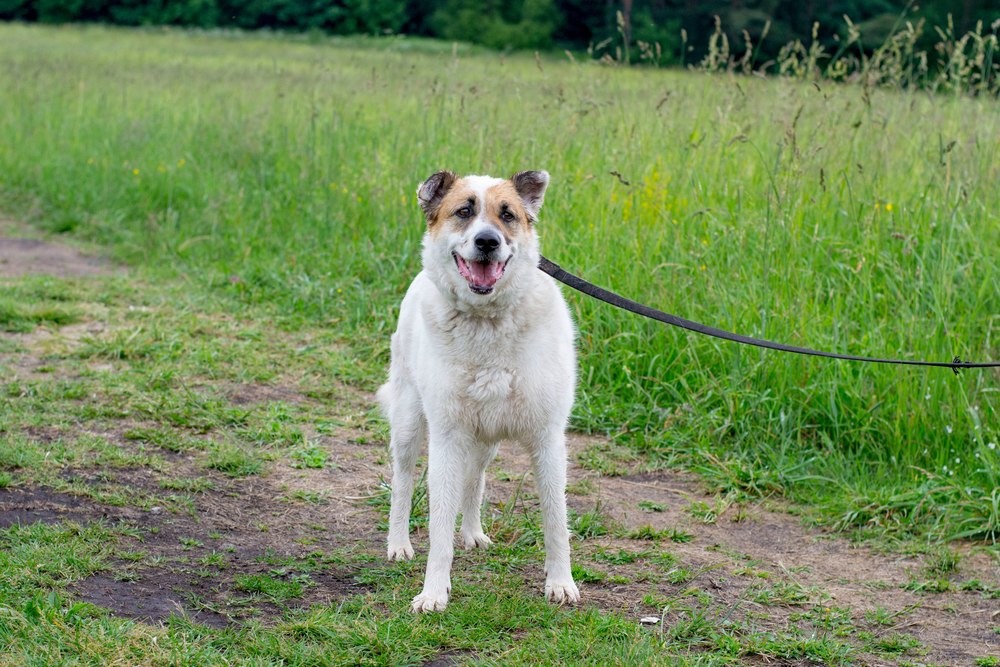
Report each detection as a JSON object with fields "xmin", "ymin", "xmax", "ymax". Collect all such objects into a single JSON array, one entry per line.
[
  {"xmin": 530, "ymin": 430, "xmax": 580, "ymax": 605},
  {"xmin": 411, "ymin": 430, "xmax": 466, "ymax": 613}
]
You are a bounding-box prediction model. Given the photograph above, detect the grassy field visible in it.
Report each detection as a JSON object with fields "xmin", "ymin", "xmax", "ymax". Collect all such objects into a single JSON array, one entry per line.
[{"xmin": 0, "ymin": 23, "xmax": 998, "ymax": 666}]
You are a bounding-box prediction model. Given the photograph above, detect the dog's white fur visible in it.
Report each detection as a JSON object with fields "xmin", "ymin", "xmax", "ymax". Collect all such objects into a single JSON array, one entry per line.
[{"xmin": 377, "ymin": 170, "xmax": 579, "ymax": 612}]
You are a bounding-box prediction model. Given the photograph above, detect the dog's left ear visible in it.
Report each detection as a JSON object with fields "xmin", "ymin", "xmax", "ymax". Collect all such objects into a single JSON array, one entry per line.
[{"xmin": 511, "ymin": 170, "xmax": 550, "ymax": 222}]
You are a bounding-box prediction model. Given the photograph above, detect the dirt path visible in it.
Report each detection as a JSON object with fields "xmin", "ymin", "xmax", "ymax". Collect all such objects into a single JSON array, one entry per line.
[
  {"xmin": 1, "ymin": 226, "xmax": 997, "ymax": 665},
  {"xmin": 0, "ymin": 220, "xmax": 118, "ymax": 278}
]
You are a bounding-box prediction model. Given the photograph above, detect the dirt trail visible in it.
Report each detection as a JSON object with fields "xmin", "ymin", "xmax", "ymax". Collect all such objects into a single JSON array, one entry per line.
[
  {"xmin": 0, "ymin": 227, "xmax": 997, "ymax": 665},
  {"xmin": 0, "ymin": 220, "xmax": 118, "ymax": 278}
]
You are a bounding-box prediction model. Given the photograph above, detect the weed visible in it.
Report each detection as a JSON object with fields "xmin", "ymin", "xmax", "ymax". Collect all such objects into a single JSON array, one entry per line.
[
  {"xmin": 290, "ymin": 444, "xmax": 329, "ymax": 469},
  {"xmin": 665, "ymin": 568, "xmax": 695, "ymax": 584},
  {"xmin": 861, "ymin": 631, "xmax": 925, "ymax": 656},
  {"xmin": 628, "ymin": 524, "xmax": 693, "ymax": 543},
  {"xmin": 285, "ymin": 490, "xmax": 329, "ymax": 505},
  {"xmin": 864, "ymin": 604, "xmax": 917, "ymax": 626},
  {"xmin": 233, "ymin": 574, "xmax": 304, "ymax": 602},
  {"xmin": 571, "ymin": 564, "xmax": 606, "ymax": 583},
  {"xmin": 748, "ymin": 581, "xmax": 819, "ymax": 606},
  {"xmin": 904, "ymin": 578, "xmax": 952, "ymax": 594},
  {"xmin": 566, "ymin": 479, "xmax": 595, "ymax": 496},
  {"xmin": 685, "ymin": 501, "xmax": 716, "ymax": 524},
  {"xmin": 924, "ymin": 546, "xmax": 962, "ymax": 575},
  {"xmin": 206, "ymin": 444, "xmax": 264, "ymax": 477},
  {"xmin": 576, "ymin": 443, "xmax": 631, "ymax": 477},
  {"xmin": 569, "ymin": 506, "xmax": 613, "ymax": 539}
]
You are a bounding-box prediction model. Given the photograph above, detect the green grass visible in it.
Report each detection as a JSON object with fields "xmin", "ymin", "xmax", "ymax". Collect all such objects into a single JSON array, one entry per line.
[
  {"xmin": 1, "ymin": 23, "xmax": 996, "ymax": 545},
  {"xmin": 0, "ymin": 297, "xmax": 80, "ymax": 333},
  {"xmin": 0, "ymin": 22, "xmax": 997, "ymax": 667}
]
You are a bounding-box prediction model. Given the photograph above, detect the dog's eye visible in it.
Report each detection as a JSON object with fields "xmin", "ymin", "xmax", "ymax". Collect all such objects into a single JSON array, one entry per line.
[
  {"xmin": 500, "ymin": 210, "xmax": 516, "ymax": 223},
  {"xmin": 456, "ymin": 206, "xmax": 473, "ymax": 219}
]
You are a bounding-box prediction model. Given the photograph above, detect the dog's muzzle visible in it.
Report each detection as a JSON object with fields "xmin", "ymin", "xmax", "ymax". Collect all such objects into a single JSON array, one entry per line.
[{"xmin": 453, "ymin": 252, "xmax": 510, "ymax": 295}]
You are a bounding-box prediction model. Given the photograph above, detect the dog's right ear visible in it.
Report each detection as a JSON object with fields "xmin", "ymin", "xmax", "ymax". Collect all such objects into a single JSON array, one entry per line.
[{"xmin": 416, "ymin": 171, "xmax": 457, "ymax": 221}]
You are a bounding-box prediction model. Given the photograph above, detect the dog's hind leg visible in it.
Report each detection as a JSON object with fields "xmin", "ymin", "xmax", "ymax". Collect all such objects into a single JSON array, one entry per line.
[
  {"xmin": 460, "ymin": 442, "xmax": 499, "ymax": 549},
  {"xmin": 383, "ymin": 384, "xmax": 426, "ymax": 562}
]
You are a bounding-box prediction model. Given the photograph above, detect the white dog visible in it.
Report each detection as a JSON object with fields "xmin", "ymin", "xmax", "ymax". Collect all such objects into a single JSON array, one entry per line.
[{"xmin": 377, "ymin": 169, "xmax": 579, "ymax": 613}]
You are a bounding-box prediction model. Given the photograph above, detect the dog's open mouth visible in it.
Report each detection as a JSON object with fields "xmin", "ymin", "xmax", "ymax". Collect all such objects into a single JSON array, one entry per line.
[{"xmin": 453, "ymin": 253, "xmax": 509, "ymax": 295}]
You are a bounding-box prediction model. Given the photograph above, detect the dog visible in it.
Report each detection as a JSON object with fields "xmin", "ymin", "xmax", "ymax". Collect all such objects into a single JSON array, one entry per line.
[{"xmin": 376, "ymin": 169, "xmax": 580, "ymax": 612}]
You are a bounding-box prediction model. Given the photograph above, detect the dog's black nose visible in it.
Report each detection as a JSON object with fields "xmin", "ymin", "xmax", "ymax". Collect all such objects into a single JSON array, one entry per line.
[{"xmin": 474, "ymin": 230, "xmax": 501, "ymax": 254}]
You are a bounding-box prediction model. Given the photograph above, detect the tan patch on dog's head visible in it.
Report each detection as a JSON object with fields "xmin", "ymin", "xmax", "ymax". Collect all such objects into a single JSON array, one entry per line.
[
  {"xmin": 417, "ymin": 170, "xmax": 550, "ymax": 237},
  {"xmin": 483, "ymin": 181, "xmax": 531, "ymax": 238}
]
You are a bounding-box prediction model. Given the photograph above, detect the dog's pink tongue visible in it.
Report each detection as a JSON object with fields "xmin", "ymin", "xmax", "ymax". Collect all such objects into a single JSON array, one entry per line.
[{"xmin": 468, "ymin": 260, "xmax": 503, "ymax": 287}]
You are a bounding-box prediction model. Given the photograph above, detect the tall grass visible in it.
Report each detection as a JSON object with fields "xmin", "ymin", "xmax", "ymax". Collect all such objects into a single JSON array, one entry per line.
[{"xmin": 0, "ymin": 24, "xmax": 997, "ymax": 542}]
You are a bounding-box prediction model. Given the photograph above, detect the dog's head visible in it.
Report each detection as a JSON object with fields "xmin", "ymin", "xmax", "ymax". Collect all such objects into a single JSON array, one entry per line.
[{"xmin": 417, "ymin": 170, "xmax": 549, "ymax": 304}]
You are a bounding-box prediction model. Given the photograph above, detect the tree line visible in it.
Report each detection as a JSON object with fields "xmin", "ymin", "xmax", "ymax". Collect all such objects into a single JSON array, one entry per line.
[{"xmin": 2, "ymin": 0, "xmax": 997, "ymax": 65}]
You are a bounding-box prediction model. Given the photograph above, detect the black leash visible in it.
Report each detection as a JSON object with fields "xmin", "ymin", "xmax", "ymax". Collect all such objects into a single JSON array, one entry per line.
[{"xmin": 538, "ymin": 256, "xmax": 1000, "ymax": 374}]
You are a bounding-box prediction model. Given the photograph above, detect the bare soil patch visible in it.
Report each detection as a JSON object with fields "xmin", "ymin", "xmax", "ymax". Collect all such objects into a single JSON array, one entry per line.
[
  {"xmin": 2, "ymin": 425, "xmax": 383, "ymax": 625},
  {"xmin": 0, "ymin": 234, "xmax": 117, "ymax": 278}
]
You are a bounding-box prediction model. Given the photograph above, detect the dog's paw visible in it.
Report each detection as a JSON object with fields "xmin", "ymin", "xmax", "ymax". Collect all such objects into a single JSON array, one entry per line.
[
  {"xmin": 545, "ymin": 578, "xmax": 581, "ymax": 605},
  {"xmin": 387, "ymin": 542, "xmax": 414, "ymax": 561},
  {"xmin": 411, "ymin": 591, "xmax": 449, "ymax": 613},
  {"xmin": 462, "ymin": 531, "xmax": 493, "ymax": 550}
]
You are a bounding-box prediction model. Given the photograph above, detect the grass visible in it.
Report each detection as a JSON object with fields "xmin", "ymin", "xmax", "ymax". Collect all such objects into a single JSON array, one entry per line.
[
  {"xmin": 0, "ymin": 21, "xmax": 997, "ymax": 667},
  {"xmin": 0, "ymin": 23, "xmax": 996, "ymax": 546},
  {"xmin": 0, "ymin": 297, "xmax": 80, "ymax": 333}
]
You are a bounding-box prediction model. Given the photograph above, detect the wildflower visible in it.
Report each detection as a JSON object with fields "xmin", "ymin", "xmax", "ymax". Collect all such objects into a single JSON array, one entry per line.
[
  {"xmin": 177, "ymin": 159, "xmax": 186, "ymax": 168},
  {"xmin": 885, "ymin": 203, "xmax": 893, "ymax": 212},
  {"xmin": 699, "ymin": 264, "xmax": 707, "ymax": 271},
  {"xmin": 132, "ymin": 168, "xmax": 140, "ymax": 176},
  {"xmin": 945, "ymin": 425, "xmax": 953, "ymax": 435},
  {"xmin": 989, "ymin": 442, "xmax": 997, "ymax": 450},
  {"xmin": 925, "ymin": 393, "xmax": 931, "ymax": 400}
]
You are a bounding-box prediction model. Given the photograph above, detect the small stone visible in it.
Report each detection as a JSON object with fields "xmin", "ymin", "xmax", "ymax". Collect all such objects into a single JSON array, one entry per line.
[
  {"xmin": 150, "ymin": 506, "xmax": 162, "ymax": 514},
  {"xmin": 640, "ymin": 616, "xmax": 660, "ymax": 625}
]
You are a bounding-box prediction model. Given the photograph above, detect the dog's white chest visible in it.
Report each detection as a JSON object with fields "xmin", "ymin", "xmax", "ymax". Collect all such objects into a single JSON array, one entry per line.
[{"xmin": 467, "ymin": 367, "xmax": 516, "ymax": 403}]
